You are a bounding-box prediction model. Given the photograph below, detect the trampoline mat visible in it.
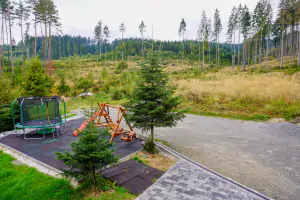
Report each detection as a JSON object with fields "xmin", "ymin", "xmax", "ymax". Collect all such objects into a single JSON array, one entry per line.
[{"xmin": 21, "ymin": 119, "xmax": 62, "ymax": 127}]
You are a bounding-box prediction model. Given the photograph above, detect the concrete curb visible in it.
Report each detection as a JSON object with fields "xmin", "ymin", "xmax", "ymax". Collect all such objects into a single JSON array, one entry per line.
[{"xmin": 154, "ymin": 142, "xmax": 273, "ymax": 200}]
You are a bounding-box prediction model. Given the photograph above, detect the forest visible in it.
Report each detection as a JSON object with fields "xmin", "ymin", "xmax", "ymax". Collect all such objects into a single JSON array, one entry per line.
[{"xmin": 0, "ymin": 0, "xmax": 300, "ymax": 132}]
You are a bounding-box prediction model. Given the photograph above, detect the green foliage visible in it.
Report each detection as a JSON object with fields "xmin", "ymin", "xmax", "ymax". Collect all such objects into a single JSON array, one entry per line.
[
  {"xmin": 57, "ymin": 77, "xmax": 71, "ymax": 96},
  {"xmin": 55, "ymin": 123, "xmax": 119, "ymax": 185},
  {"xmin": 117, "ymin": 61, "xmax": 128, "ymax": 70},
  {"xmin": 143, "ymin": 138, "xmax": 159, "ymax": 154},
  {"xmin": 0, "ymin": 151, "xmax": 135, "ymax": 200},
  {"xmin": 133, "ymin": 155, "xmax": 144, "ymax": 163},
  {"xmin": 21, "ymin": 59, "xmax": 54, "ymax": 96},
  {"xmin": 77, "ymin": 77, "xmax": 92, "ymax": 92},
  {"xmin": 126, "ymin": 51, "xmax": 185, "ymax": 153},
  {"xmin": 0, "ymin": 106, "xmax": 16, "ymax": 132}
]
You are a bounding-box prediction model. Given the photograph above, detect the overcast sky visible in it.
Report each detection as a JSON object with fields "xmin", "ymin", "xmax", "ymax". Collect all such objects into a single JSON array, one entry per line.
[{"xmin": 13, "ymin": 0, "xmax": 279, "ymax": 43}]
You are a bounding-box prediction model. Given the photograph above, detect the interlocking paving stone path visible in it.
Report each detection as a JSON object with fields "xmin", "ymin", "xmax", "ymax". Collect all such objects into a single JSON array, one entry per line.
[{"xmin": 137, "ymin": 159, "xmax": 266, "ymax": 200}]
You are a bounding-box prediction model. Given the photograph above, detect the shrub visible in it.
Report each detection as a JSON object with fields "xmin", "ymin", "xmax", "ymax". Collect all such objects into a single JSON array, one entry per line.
[
  {"xmin": 21, "ymin": 58, "xmax": 54, "ymax": 96},
  {"xmin": 117, "ymin": 61, "xmax": 128, "ymax": 70},
  {"xmin": 57, "ymin": 77, "xmax": 71, "ymax": 96},
  {"xmin": 143, "ymin": 137, "xmax": 159, "ymax": 154}
]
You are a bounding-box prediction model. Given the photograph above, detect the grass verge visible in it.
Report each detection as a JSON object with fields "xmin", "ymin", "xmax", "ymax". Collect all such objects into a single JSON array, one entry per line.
[{"xmin": 0, "ymin": 151, "xmax": 135, "ymax": 200}]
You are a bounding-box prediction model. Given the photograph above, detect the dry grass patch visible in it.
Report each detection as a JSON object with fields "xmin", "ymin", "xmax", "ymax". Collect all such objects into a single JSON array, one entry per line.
[{"xmin": 131, "ymin": 151, "xmax": 177, "ymax": 172}]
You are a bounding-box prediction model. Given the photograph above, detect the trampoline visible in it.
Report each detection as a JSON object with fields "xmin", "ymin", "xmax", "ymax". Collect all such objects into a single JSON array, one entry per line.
[{"xmin": 11, "ymin": 96, "xmax": 67, "ymax": 140}]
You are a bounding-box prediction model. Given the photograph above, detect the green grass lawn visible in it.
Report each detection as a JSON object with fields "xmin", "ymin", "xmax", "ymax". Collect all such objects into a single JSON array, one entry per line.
[{"xmin": 0, "ymin": 151, "xmax": 135, "ymax": 200}]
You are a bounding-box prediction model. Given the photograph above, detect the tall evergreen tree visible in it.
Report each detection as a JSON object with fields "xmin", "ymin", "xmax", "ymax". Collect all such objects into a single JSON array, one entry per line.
[
  {"xmin": 200, "ymin": 11, "xmax": 207, "ymax": 72},
  {"xmin": 126, "ymin": 52, "xmax": 184, "ymax": 153},
  {"xmin": 14, "ymin": 0, "xmax": 30, "ymax": 70},
  {"xmin": 214, "ymin": 8, "xmax": 222, "ymax": 67},
  {"xmin": 241, "ymin": 5, "xmax": 251, "ymax": 70},
  {"xmin": 103, "ymin": 25, "xmax": 110, "ymax": 60}
]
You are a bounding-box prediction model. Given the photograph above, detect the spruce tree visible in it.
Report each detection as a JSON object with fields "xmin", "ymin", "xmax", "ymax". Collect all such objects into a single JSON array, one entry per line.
[
  {"xmin": 126, "ymin": 52, "xmax": 185, "ymax": 153},
  {"xmin": 139, "ymin": 21, "xmax": 146, "ymax": 57},
  {"xmin": 56, "ymin": 123, "xmax": 118, "ymax": 185}
]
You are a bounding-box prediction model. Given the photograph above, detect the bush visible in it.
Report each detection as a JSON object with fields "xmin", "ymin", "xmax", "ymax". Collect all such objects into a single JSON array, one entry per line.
[
  {"xmin": 143, "ymin": 137, "xmax": 159, "ymax": 154},
  {"xmin": 21, "ymin": 58, "xmax": 54, "ymax": 96},
  {"xmin": 117, "ymin": 61, "xmax": 128, "ymax": 70},
  {"xmin": 57, "ymin": 77, "xmax": 71, "ymax": 96},
  {"xmin": 0, "ymin": 104, "xmax": 20, "ymax": 133}
]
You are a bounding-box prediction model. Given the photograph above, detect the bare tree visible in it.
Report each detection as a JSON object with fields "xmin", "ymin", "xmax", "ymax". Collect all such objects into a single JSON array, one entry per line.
[
  {"xmin": 119, "ymin": 22, "xmax": 126, "ymax": 60},
  {"xmin": 178, "ymin": 18, "xmax": 186, "ymax": 66},
  {"xmin": 139, "ymin": 21, "xmax": 146, "ymax": 57}
]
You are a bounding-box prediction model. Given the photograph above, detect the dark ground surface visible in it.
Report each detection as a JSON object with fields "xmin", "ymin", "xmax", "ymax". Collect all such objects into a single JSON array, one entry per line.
[
  {"xmin": 102, "ymin": 159, "xmax": 164, "ymax": 195},
  {"xmin": 0, "ymin": 118, "xmax": 143, "ymax": 170}
]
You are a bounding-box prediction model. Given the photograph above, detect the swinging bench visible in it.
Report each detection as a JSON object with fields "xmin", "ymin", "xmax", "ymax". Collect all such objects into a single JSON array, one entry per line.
[{"xmin": 73, "ymin": 103, "xmax": 136, "ymax": 143}]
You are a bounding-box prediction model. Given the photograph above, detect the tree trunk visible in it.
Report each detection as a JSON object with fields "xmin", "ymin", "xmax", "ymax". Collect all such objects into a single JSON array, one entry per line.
[
  {"xmin": 255, "ymin": 31, "xmax": 258, "ymax": 69},
  {"xmin": 48, "ymin": 23, "xmax": 51, "ymax": 62},
  {"xmin": 99, "ymin": 38, "xmax": 102, "ymax": 59},
  {"xmin": 266, "ymin": 27, "xmax": 269, "ymax": 71},
  {"xmin": 182, "ymin": 35, "xmax": 184, "ymax": 66},
  {"xmin": 92, "ymin": 168, "xmax": 97, "ymax": 185},
  {"xmin": 142, "ymin": 33, "xmax": 144, "ymax": 57},
  {"xmin": 121, "ymin": 33, "xmax": 124, "ymax": 61},
  {"xmin": 238, "ymin": 27, "xmax": 240, "ymax": 65},
  {"xmin": 202, "ymin": 40, "xmax": 205, "ymax": 72},
  {"xmin": 215, "ymin": 34, "xmax": 217, "ymax": 66},
  {"xmin": 0, "ymin": 13, "xmax": 4, "ymax": 73},
  {"xmin": 208, "ymin": 38, "xmax": 210, "ymax": 66},
  {"xmin": 233, "ymin": 30, "xmax": 235, "ymax": 70},
  {"xmin": 259, "ymin": 28, "xmax": 262, "ymax": 68},
  {"xmin": 242, "ymin": 37, "xmax": 246, "ymax": 71},
  {"xmin": 198, "ymin": 40, "xmax": 201, "ymax": 69},
  {"xmin": 150, "ymin": 126, "xmax": 154, "ymax": 143},
  {"xmin": 20, "ymin": 18, "xmax": 24, "ymax": 71},
  {"xmin": 8, "ymin": 8, "xmax": 14, "ymax": 78},
  {"xmin": 34, "ymin": 15, "xmax": 37, "ymax": 59},
  {"xmin": 290, "ymin": 25, "xmax": 293, "ymax": 62},
  {"xmin": 280, "ymin": 14, "xmax": 284, "ymax": 69},
  {"xmin": 5, "ymin": 15, "xmax": 9, "ymax": 67},
  {"xmin": 297, "ymin": 24, "xmax": 300, "ymax": 67},
  {"xmin": 218, "ymin": 34, "xmax": 220, "ymax": 67}
]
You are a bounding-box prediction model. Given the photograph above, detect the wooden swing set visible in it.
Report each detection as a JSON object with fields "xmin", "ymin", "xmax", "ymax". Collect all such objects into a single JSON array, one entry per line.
[{"xmin": 73, "ymin": 103, "xmax": 137, "ymax": 143}]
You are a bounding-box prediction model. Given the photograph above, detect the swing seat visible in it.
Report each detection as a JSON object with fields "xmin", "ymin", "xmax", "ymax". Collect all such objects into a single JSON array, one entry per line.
[{"xmin": 121, "ymin": 131, "xmax": 136, "ymax": 142}]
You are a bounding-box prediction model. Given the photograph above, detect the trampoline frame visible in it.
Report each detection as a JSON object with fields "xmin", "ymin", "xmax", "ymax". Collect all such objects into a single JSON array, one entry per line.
[{"xmin": 11, "ymin": 97, "xmax": 67, "ymax": 140}]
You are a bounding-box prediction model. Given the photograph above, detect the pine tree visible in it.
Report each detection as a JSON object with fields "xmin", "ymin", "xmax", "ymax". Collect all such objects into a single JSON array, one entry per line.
[
  {"xmin": 139, "ymin": 21, "xmax": 146, "ymax": 57},
  {"xmin": 56, "ymin": 123, "xmax": 118, "ymax": 184},
  {"xmin": 200, "ymin": 11, "xmax": 207, "ymax": 72},
  {"xmin": 103, "ymin": 25, "xmax": 110, "ymax": 60},
  {"xmin": 178, "ymin": 18, "xmax": 186, "ymax": 66},
  {"xmin": 119, "ymin": 22, "xmax": 126, "ymax": 60},
  {"xmin": 126, "ymin": 52, "xmax": 185, "ymax": 153},
  {"xmin": 14, "ymin": 0, "xmax": 30, "ymax": 71},
  {"xmin": 94, "ymin": 20, "xmax": 102, "ymax": 61},
  {"xmin": 214, "ymin": 9, "xmax": 222, "ymax": 67},
  {"xmin": 241, "ymin": 5, "xmax": 251, "ymax": 70},
  {"xmin": 237, "ymin": 4, "xmax": 243, "ymax": 66}
]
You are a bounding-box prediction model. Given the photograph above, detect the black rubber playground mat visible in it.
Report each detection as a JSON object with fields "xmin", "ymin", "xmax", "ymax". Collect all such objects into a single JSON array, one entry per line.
[
  {"xmin": 0, "ymin": 118, "xmax": 143, "ymax": 170},
  {"xmin": 102, "ymin": 159, "xmax": 164, "ymax": 195}
]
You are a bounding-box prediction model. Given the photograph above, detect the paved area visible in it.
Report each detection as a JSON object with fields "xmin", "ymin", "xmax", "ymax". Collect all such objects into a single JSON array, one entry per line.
[
  {"xmin": 145, "ymin": 115, "xmax": 300, "ymax": 200},
  {"xmin": 137, "ymin": 159, "xmax": 265, "ymax": 200},
  {"xmin": 0, "ymin": 118, "xmax": 143, "ymax": 170},
  {"xmin": 102, "ymin": 159, "xmax": 164, "ymax": 195}
]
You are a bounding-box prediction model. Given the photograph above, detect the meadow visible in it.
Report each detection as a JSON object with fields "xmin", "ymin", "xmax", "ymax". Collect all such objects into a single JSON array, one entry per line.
[{"xmin": 47, "ymin": 55, "xmax": 300, "ymax": 122}]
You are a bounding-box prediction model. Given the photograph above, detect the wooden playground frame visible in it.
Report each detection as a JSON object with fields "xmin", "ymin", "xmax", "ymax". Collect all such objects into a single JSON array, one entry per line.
[{"xmin": 73, "ymin": 103, "xmax": 137, "ymax": 143}]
